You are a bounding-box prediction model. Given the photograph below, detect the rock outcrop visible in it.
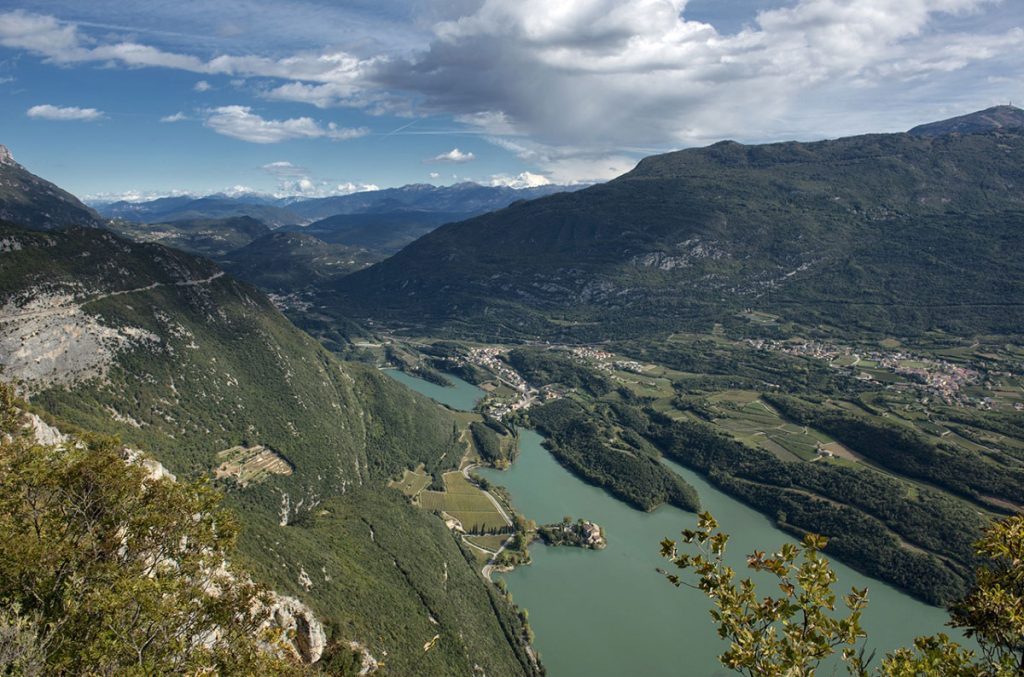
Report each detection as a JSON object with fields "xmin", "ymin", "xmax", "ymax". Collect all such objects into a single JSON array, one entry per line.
[
  {"xmin": 267, "ymin": 595, "xmax": 328, "ymax": 664},
  {"xmin": 25, "ymin": 412, "xmax": 67, "ymax": 446}
]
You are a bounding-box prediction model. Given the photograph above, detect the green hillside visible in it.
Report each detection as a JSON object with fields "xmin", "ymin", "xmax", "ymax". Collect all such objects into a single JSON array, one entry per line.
[
  {"xmin": 218, "ymin": 231, "xmax": 373, "ymax": 293},
  {"xmin": 0, "ymin": 223, "xmax": 538, "ymax": 675},
  {"xmin": 109, "ymin": 215, "xmax": 272, "ymax": 257},
  {"xmin": 295, "ymin": 210, "xmax": 470, "ymax": 255},
  {"xmin": 334, "ymin": 114, "xmax": 1024, "ymax": 340}
]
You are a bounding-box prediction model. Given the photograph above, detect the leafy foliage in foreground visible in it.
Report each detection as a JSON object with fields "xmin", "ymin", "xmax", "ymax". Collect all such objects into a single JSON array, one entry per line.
[
  {"xmin": 945, "ymin": 517, "xmax": 1024, "ymax": 674},
  {"xmin": 661, "ymin": 512, "xmax": 1024, "ymax": 676},
  {"xmin": 660, "ymin": 513, "xmax": 868, "ymax": 676},
  {"xmin": 0, "ymin": 385, "xmax": 299, "ymax": 676}
]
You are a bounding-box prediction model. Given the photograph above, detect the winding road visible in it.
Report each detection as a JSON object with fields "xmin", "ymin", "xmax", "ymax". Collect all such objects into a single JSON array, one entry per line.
[{"xmin": 0, "ymin": 272, "xmax": 225, "ymax": 324}]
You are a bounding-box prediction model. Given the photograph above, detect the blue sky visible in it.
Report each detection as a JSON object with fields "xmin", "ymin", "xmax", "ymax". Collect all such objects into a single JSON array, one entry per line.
[{"xmin": 0, "ymin": 1, "xmax": 1021, "ymax": 201}]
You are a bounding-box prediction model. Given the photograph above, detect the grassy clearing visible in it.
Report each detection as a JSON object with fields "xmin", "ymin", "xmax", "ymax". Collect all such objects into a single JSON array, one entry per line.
[
  {"xmin": 465, "ymin": 534, "xmax": 509, "ymax": 553},
  {"xmin": 388, "ymin": 465, "xmax": 432, "ymax": 497},
  {"xmin": 492, "ymin": 383, "xmax": 517, "ymax": 398},
  {"xmin": 709, "ymin": 390, "xmax": 762, "ymax": 405},
  {"xmin": 612, "ymin": 370, "xmax": 676, "ymax": 398}
]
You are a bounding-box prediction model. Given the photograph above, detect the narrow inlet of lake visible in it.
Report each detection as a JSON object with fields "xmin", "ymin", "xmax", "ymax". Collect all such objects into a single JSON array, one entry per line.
[{"xmin": 384, "ymin": 368, "xmax": 484, "ymax": 411}]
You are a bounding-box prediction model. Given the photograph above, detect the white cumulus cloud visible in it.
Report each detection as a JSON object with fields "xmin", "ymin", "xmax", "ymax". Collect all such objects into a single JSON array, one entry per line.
[
  {"xmin": 160, "ymin": 111, "xmax": 188, "ymax": 123},
  {"xmin": 26, "ymin": 104, "xmax": 104, "ymax": 121},
  {"xmin": 488, "ymin": 171, "xmax": 552, "ymax": 188},
  {"xmin": 194, "ymin": 80, "xmax": 212, "ymax": 92},
  {"xmin": 203, "ymin": 105, "xmax": 368, "ymax": 143},
  {"xmin": 375, "ymin": 0, "xmax": 1020, "ymax": 179},
  {"xmin": 430, "ymin": 147, "xmax": 476, "ymax": 163}
]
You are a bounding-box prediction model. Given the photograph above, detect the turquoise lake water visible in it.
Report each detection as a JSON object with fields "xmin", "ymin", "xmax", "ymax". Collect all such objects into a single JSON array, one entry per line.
[
  {"xmin": 390, "ymin": 370, "xmax": 963, "ymax": 676},
  {"xmin": 384, "ymin": 368, "xmax": 484, "ymax": 411}
]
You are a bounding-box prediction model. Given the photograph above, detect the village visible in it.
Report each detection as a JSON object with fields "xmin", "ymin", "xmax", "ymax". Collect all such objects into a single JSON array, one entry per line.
[
  {"xmin": 748, "ymin": 338, "xmax": 986, "ymax": 406},
  {"xmin": 463, "ymin": 346, "xmax": 544, "ymax": 420}
]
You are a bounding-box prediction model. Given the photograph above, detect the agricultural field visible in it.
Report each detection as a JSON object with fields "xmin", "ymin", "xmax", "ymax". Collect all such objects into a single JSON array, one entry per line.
[
  {"xmin": 706, "ymin": 391, "xmax": 855, "ymax": 463},
  {"xmin": 214, "ymin": 445, "xmax": 292, "ymax": 487},
  {"xmin": 610, "ymin": 369, "xmax": 676, "ymax": 399},
  {"xmin": 419, "ymin": 471, "xmax": 510, "ymax": 533}
]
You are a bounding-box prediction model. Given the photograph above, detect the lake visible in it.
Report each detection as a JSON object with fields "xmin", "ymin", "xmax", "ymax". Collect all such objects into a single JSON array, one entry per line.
[
  {"xmin": 384, "ymin": 368, "xmax": 485, "ymax": 411},
  {"xmin": 389, "ymin": 370, "xmax": 964, "ymax": 676}
]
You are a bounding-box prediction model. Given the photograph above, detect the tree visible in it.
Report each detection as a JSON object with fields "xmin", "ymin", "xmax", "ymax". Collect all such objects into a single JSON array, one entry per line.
[
  {"xmin": 659, "ymin": 512, "xmax": 868, "ymax": 676},
  {"xmin": 0, "ymin": 383, "xmax": 304, "ymax": 675},
  {"xmin": 947, "ymin": 515, "xmax": 1024, "ymax": 674},
  {"xmin": 878, "ymin": 515, "xmax": 1024, "ymax": 676},
  {"xmin": 661, "ymin": 511, "xmax": 1024, "ymax": 676}
]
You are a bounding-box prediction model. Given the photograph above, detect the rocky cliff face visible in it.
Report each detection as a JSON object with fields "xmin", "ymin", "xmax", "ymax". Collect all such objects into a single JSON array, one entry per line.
[{"xmin": 0, "ymin": 145, "xmax": 14, "ymax": 166}]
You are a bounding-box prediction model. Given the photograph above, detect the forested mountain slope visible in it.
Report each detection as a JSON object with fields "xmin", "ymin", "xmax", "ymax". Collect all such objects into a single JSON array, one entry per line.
[
  {"xmin": 335, "ymin": 108, "xmax": 1024, "ymax": 340},
  {"xmin": 218, "ymin": 231, "xmax": 373, "ymax": 292},
  {"xmin": 0, "ymin": 222, "xmax": 538, "ymax": 675}
]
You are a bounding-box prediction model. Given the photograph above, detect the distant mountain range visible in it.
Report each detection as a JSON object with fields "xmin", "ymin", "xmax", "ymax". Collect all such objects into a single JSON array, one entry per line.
[
  {"xmin": 91, "ymin": 182, "xmax": 576, "ymax": 226},
  {"xmin": 333, "ymin": 106, "xmax": 1024, "ymax": 340},
  {"xmin": 98, "ymin": 195, "xmax": 300, "ymax": 228}
]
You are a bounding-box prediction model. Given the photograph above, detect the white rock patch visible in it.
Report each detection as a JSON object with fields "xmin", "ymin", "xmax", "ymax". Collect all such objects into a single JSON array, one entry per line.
[{"xmin": 0, "ymin": 293, "xmax": 159, "ymax": 396}]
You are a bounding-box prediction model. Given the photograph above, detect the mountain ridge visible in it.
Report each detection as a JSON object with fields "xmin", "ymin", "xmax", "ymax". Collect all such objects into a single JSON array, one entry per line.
[
  {"xmin": 907, "ymin": 104, "xmax": 1024, "ymax": 137},
  {"xmin": 0, "ymin": 147, "xmax": 105, "ymax": 231},
  {"xmin": 332, "ymin": 110, "xmax": 1024, "ymax": 340}
]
